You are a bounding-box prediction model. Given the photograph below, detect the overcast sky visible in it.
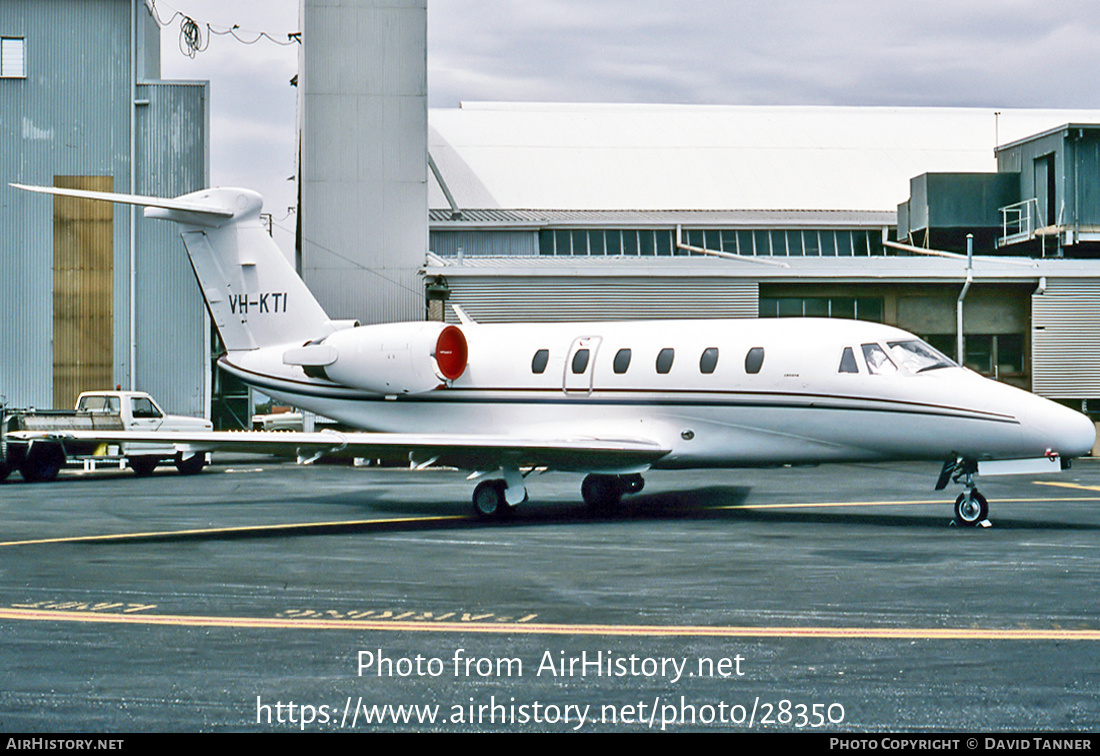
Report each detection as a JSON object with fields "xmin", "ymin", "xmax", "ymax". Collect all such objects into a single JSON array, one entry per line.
[{"xmin": 154, "ymin": 0, "xmax": 1100, "ymax": 242}]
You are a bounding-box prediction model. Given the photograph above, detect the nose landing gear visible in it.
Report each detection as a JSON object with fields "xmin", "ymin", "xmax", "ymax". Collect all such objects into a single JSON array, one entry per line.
[{"xmin": 938, "ymin": 456, "xmax": 990, "ymax": 527}]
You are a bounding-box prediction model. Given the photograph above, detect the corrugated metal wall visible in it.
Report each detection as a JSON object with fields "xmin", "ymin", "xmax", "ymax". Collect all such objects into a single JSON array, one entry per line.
[
  {"xmin": 0, "ymin": 0, "xmax": 131, "ymax": 409},
  {"xmin": 444, "ymin": 276, "xmax": 759, "ymax": 323},
  {"xmin": 134, "ymin": 81, "xmax": 209, "ymax": 416},
  {"xmin": 299, "ymin": 0, "xmax": 428, "ymax": 326},
  {"xmin": 1032, "ymin": 279, "xmax": 1100, "ymax": 399},
  {"xmin": 0, "ymin": 1, "xmax": 208, "ymax": 414}
]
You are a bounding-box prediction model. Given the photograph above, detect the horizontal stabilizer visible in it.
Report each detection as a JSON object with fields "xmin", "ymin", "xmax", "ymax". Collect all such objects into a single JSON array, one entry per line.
[{"xmin": 10, "ymin": 183, "xmax": 236, "ymax": 219}]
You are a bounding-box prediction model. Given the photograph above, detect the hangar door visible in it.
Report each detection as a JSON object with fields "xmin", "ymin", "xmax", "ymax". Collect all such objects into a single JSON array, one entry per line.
[
  {"xmin": 53, "ymin": 176, "xmax": 114, "ymax": 409},
  {"xmin": 1032, "ymin": 279, "xmax": 1100, "ymax": 399},
  {"xmin": 442, "ymin": 276, "xmax": 759, "ymax": 323}
]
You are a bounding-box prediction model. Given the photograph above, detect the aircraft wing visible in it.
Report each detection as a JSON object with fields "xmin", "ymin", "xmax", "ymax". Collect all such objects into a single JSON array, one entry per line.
[{"xmin": 7, "ymin": 429, "xmax": 670, "ymax": 473}]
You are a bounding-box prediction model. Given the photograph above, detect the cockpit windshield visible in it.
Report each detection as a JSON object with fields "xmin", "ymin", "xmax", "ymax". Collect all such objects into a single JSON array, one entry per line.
[{"xmin": 886, "ymin": 340, "xmax": 957, "ymax": 374}]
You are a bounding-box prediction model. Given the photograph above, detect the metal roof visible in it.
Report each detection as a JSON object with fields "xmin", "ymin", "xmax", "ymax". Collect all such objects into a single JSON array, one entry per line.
[
  {"xmin": 427, "ymin": 104, "xmax": 1100, "ymax": 213},
  {"xmin": 424, "ymin": 251, "xmax": 1099, "ymax": 284},
  {"xmin": 428, "ymin": 208, "xmax": 895, "ymax": 228}
]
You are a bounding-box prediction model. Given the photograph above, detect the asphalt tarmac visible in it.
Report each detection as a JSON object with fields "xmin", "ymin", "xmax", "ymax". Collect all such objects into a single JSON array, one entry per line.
[{"xmin": 1, "ymin": 456, "xmax": 1098, "ymax": 733}]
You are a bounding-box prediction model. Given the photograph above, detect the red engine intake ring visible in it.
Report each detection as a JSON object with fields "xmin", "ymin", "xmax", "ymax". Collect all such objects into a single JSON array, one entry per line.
[{"xmin": 435, "ymin": 325, "xmax": 468, "ymax": 381}]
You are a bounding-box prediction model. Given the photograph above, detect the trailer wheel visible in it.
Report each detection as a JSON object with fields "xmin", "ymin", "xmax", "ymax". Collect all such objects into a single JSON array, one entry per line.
[
  {"xmin": 174, "ymin": 452, "xmax": 206, "ymax": 475},
  {"xmin": 20, "ymin": 443, "xmax": 65, "ymax": 483}
]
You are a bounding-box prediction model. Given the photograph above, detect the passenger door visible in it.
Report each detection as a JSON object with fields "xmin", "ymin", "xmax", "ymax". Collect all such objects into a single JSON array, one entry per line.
[{"xmin": 564, "ymin": 336, "xmax": 601, "ymax": 395}]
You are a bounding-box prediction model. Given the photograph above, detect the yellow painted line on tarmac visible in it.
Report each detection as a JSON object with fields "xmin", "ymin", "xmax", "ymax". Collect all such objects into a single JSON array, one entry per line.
[
  {"xmin": 6, "ymin": 494, "xmax": 1100, "ymax": 548},
  {"xmin": 0, "ymin": 514, "xmax": 467, "ymax": 548},
  {"xmin": 717, "ymin": 495, "xmax": 1100, "ymax": 511},
  {"xmin": 0, "ymin": 606, "xmax": 1097, "ymax": 641},
  {"xmin": 1034, "ymin": 480, "xmax": 1100, "ymax": 493}
]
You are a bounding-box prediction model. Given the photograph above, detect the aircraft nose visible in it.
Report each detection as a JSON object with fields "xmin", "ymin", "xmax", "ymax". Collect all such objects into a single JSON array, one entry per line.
[
  {"xmin": 1061, "ymin": 405, "xmax": 1097, "ymax": 458},
  {"xmin": 1035, "ymin": 398, "xmax": 1096, "ymax": 459}
]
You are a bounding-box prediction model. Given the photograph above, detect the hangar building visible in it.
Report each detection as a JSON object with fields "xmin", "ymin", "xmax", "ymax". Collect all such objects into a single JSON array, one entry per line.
[{"xmin": 0, "ymin": 0, "xmax": 209, "ymax": 416}]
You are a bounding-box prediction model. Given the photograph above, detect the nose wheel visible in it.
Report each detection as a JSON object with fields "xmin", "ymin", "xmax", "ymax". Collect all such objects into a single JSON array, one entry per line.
[
  {"xmin": 939, "ymin": 457, "xmax": 991, "ymax": 527},
  {"xmin": 954, "ymin": 489, "xmax": 989, "ymax": 526}
]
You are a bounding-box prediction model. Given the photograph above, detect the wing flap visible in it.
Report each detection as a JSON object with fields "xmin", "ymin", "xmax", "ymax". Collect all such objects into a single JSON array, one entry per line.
[{"xmin": 7, "ymin": 429, "xmax": 670, "ymax": 473}]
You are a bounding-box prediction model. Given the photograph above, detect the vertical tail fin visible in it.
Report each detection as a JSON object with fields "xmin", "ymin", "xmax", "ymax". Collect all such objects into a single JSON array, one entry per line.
[{"xmin": 13, "ymin": 184, "xmax": 334, "ymax": 351}]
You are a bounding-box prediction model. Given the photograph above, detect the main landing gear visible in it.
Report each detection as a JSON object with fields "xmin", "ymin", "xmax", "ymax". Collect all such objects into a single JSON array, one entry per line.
[
  {"xmin": 937, "ymin": 457, "xmax": 989, "ymax": 527},
  {"xmin": 581, "ymin": 473, "xmax": 644, "ymax": 510},
  {"xmin": 470, "ymin": 472, "xmax": 646, "ymax": 520}
]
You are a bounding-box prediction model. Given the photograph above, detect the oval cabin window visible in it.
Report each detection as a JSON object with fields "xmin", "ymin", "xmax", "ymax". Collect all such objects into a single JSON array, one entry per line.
[{"xmin": 745, "ymin": 347, "xmax": 765, "ymax": 374}]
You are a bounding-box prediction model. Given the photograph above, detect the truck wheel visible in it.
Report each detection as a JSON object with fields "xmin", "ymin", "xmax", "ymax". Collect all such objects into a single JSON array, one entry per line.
[
  {"xmin": 20, "ymin": 443, "xmax": 65, "ymax": 482},
  {"xmin": 0, "ymin": 460, "xmax": 12, "ymax": 482},
  {"xmin": 175, "ymin": 452, "xmax": 206, "ymax": 475},
  {"xmin": 130, "ymin": 457, "xmax": 158, "ymax": 477}
]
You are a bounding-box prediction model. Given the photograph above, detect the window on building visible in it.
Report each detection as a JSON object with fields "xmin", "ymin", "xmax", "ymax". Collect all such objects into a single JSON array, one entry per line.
[
  {"xmin": 759, "ymin": 297, "xmax": 884, "ymax": 322},
  {"xmin": 656, "ymin": 348, "xmax": 675, "ymax": 374},
  {"xmin": 964, "ymin": 334, "xmax": 1024, "ymax": 376},
  {"xmin": 531, "ymin": 349, "xmax": 549, "ymax": 374},
  {"xmin": 613, "ymin": 348, "xmax": 631, "ymax": 374},
  {"xmin": 745, "ymin": 347, "xmax": 765, "ymax": 374},
  {"xmin": 699, "ymin": 347, "xmax": 719, "ymax": 374},
  {"xmin": 1, "ymin": 37, "xmax": 25, "ymax": 78}
]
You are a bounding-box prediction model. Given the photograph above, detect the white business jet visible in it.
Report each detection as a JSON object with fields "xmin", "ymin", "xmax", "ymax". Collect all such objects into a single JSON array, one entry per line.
[{"xmin": 13, "ymin": 184, "xmax": 1097, "ymax": 525}]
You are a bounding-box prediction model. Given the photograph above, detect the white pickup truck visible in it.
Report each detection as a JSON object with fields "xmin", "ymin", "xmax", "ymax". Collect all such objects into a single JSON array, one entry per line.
[{"xmin": 0, "ymin": 391, "xmax": 213, "ymax": 482}]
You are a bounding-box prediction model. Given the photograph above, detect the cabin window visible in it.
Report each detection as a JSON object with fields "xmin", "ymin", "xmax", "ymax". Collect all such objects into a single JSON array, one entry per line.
[
  {"xmin": 130, "ymin": 396, "xmax": 162, "ymax": 419},
  {"xmin": 862, "ymin": 343, "xmax": 897, "ymax": 375},
  {"xmin": 572, "ymin": 349, "xmax": 590, "ymax": 374},
  {"xmin": 78, "ymin": 395, "xmax": 120, "ymax": 413},
  {"xmin": 531, "ymin": 349, "xmax": 549, "ymax": 374},
  {"xmin": 838, "ymin": 347, "xmax": 859, "ymax": 374},
  {"xmin": 745, "ymin": 347, "xmax": 765, "ymax": 374},
  {"xmin": 613, "ymin": 348, "xmax": 632, "ymax": 374},
  {"xmin": 699, "ymin": 347, "xmax": 719, "ymax": 374},
  {"xmin": 656, "ymin": 348, "xmax": 675, "ymax": 374}
]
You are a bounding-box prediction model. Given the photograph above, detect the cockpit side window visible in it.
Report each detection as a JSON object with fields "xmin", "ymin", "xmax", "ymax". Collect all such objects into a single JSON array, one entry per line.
[
  {"xmin": 838, "ymin": 347, "xmax": 859, "ymax": 374},
  {"xmin": 861, "ymin": 343, "xmax": 897, "ymax": 375}
]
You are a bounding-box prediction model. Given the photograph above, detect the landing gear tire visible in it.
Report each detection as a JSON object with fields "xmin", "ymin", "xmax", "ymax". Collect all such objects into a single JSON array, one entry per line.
[
  {"xmin": 174, "ymin": 452, "xmax": 206, "ymax": 475},
  {"xmin": 954, "ymin": 490, "xmax": 989, "ymax": 527},
  {"xmin": 19, "ymin": 443, "xmax": 64, "ymax": 483},
  {"xmin": 622, "ymin": 474, "xmax": 645, "ymax": 495},
  {"xmin": 582, "ymin": 474, "xmax": 623, "ymax": 510},
  {"xmin": 129, "ymin": 456, "xmax": 158, "ymax": 477},
  {"xmin": 473, "ymin": 479, "xmax": 506, "ymax": 519}
]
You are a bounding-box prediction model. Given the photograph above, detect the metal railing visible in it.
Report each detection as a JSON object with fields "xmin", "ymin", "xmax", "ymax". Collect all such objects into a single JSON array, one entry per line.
[{"xmin": 998, "ymin": 198, "xmax": 1041, "ymax": 248}]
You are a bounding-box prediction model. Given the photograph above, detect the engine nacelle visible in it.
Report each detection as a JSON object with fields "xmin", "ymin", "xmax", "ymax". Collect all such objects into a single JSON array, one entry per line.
[{"xmin": 286, "ymin": 322, "xmax": 468, "ymax": 394}]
